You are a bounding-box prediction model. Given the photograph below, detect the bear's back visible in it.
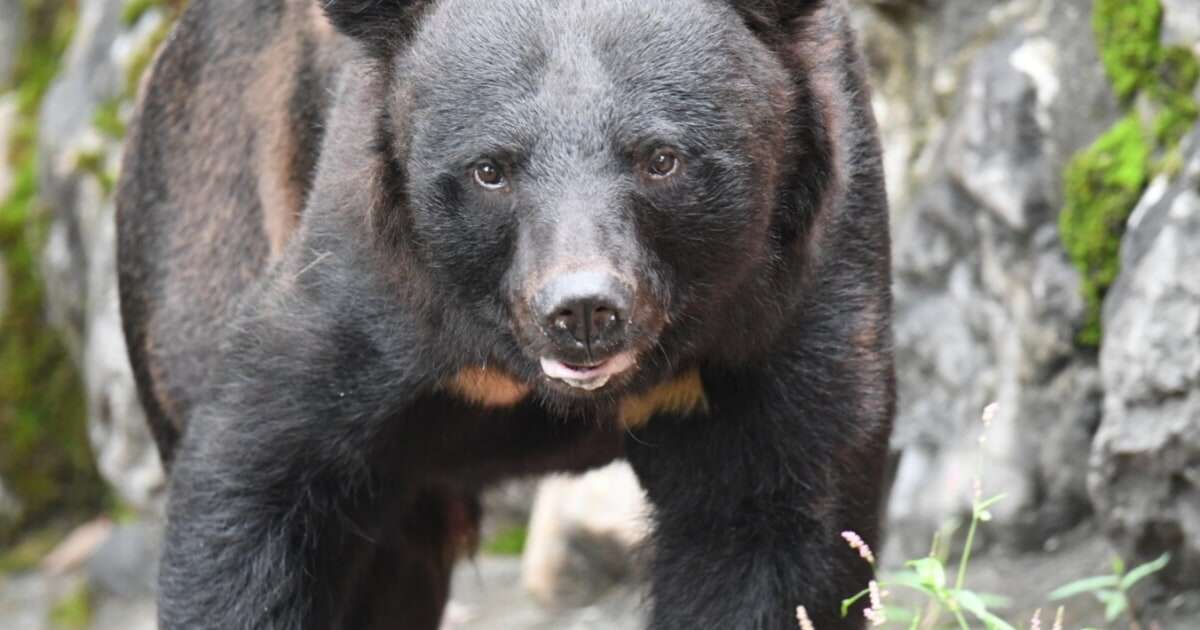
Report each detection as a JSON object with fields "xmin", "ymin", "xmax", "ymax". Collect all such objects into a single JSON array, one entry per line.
[{"xmin": 116, "ymin": 0, "xmax": 351, "ymax": 458}]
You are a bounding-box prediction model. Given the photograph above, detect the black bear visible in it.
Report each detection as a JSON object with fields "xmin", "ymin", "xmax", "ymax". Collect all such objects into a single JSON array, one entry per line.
[{"xmin": 116, "ymin": 0, "xmax": 894, "ymax": 628}]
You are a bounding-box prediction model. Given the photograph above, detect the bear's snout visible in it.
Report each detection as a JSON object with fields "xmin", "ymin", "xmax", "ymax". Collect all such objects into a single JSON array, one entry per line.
[{"xmin": 534, "ymin": 270, "xmax": 633, "ymax": 362}]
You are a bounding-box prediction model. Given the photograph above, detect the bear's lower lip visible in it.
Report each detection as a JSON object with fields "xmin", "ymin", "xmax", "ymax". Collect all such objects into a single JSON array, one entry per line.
[{"xmin": 540, "ymin": 352, "xmax": 636, "ymax": 391}]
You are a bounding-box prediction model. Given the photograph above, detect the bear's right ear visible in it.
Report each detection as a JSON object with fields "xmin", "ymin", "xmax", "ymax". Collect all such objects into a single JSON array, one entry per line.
[{"xmin": 320, "ymin": 0, "xmax": 426, "ymax": 56}]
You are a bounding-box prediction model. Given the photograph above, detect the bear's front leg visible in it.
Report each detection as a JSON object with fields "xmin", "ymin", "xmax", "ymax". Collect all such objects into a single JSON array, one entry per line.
[
  {"xmin": 626, "ymin": 354, "xmax": 893, "ymax": 630},
  {"xmin": 157, "ymin": 248, "xmax": 439, "ymax": 630}
]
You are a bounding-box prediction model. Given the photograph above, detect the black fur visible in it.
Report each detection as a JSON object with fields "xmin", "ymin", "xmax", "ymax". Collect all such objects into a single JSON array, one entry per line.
[
  {"xmin": 321, "ymin": 0, "xmax": 427, "ymax": 55},
  {"xmin": 116, "ymin": 0, "xmax": 894, "ymax": 628}
]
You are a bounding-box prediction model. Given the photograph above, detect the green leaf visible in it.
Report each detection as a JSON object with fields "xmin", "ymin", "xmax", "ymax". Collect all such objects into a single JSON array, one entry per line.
[
  {"xmin": 1100, "ymin": 590, "xmax": 1128, "ymax": 622},
  {"xmin": 1119, "ymin": 553, "xmax": 1170, "ymax": 591},
  {"xmin": 908, "ymin": 557, "xmax": 947, "ymax": 592},
  {"xmin": 953, "ymin": 589, "xmax": 1017, "ymax": 630},
  {"xmin": 976, "ymin": 493, "xmax": 1008, "ymax": 512},
  {"xmin": 841, "ymin": 588, "xmax": 870, "ymax": 618},
  {"xmin": 885, "ymin": 570, "xmax": 931, "ymax": 592},
  {"xmin": 1111, "ymin": 556, "xmax": 1126, "ymax": 576},
  {"xmin": 885, "ymin": 606, "xmax": 916, "ymax": 624},
  {"xmin": 1049, "ymin": 575, "xmax": 1121, "ymax": 600},
  {"xmin": 975, "ymin": 592, "xmax": 1014, "ymax": 610}
]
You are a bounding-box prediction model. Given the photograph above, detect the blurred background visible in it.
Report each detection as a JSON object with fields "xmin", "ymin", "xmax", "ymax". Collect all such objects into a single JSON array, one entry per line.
[{"xmin": 1, "ymin": 0, "xmax": 1198, "ymax": 628}]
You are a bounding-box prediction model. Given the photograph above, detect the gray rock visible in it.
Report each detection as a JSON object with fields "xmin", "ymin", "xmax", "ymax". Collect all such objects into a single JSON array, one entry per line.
[
  {"xmin": 0, "ymin": 539, "xmax": 159, "ymax": 630},
  {"xmin": 0, "ymin": 0, "xmax": 20, "ymax": 86},
  {"xmin": 0, "ymin": 573, "xmax": 54, "ymax": 630},
  {"xmin": 1091, "ymin": 124, "xmax": 1200, "ymax": 588},
  {"xmin": 448, "ymin": 557, "xmax": 644, "ymax": 630},
  {"xmin": 883, "ymin": 0, "xmax": 1118, "ymax": 555},
  {"xmin": 0, "ymin": 93, "xmax": 16, "ymax": 208},
  {"xmin": 1162, "ymin": 0, "xmax": 1200, "ymax": 52},
  {"xmin": 480, "ymin": 480, "xmax": 538, "ymax": 544},
  {"xmin": 90, "ymin": 596, "xmax": 156, "ymax": 630},
  {"xmin": 87, "ymin": 521, "xmax": 161, "ymax": 599},
  {"xmin": 522, "ymin": 463, "xmax": 648, "ymax": 609},
  {"xmin": 0, "ymin": 477, "xmax": 19, "ymax": 536}
]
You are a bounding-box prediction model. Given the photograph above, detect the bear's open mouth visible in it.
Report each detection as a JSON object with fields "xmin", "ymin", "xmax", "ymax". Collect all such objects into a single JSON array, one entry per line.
[{"xmin": 539, "ymin": 352, "xmax": 637, "ymax": 391}]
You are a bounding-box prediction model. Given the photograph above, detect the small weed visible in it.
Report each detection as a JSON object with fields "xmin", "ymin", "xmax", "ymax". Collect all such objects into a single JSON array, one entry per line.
[
  {"xmin": 798, "ymin": 403, "xmax": 1174, "ymax": 629},
  {"xmin": 1049, "ymin": 553, "xmax": 1170, "ymax": 628}
]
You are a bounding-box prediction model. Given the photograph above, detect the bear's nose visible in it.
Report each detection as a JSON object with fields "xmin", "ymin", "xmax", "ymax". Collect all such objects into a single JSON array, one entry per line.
[{"xmin": 536, "ymin": 271, "xmax": 631, "ymax": 353}]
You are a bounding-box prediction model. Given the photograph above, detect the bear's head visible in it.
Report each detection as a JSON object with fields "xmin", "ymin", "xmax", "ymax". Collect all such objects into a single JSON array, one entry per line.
[{"xmin": 321, "ymin": 0, "xmax": 833, "ymax": 408}]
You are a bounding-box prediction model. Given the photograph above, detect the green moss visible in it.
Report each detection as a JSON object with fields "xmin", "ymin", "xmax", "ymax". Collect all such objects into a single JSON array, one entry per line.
[
  {"xmin": 1092, "ymin": 0, "xmax": 1164, "ymax": 102},
  {"xmin": 1060, "ymin": 3, "xmax": 1199, "ymax": 348},
  {"xmin": 50, "ymin": 583, "xmax": 93, "ymax": 629},
  {"xmin": 1060, "ymin": 116, "xmax": 1150, "ymax": 347},
  {"xmin": 12, "ymin": 1, "xmax": 80, "ymax": 118},
  {"xmin": 0, "ymin": 153, "xmax": 104, "ymax": 542},
  {"xmin": 482, "ymin": 526, "xmax": 528, "ymax": 556},
  {"xmin": 121, "ymin": 0, "xmax": 163, "ymax": 26},
  {"xmin": 73, "ymin": 148, "xmax": 114, "ymax": 194},
  {"xmin": 0, "ymin": 526, "xmax": 64, "ymax": 572},
  {"xmin": 91, "ymin": 98, "xmax": 125, "ymax": 138},
  {"xmin": 1158, "ymin": 45, "xmax": 1200, "ymax": 93},
  {"xmin": 1151, "ymin": 46, "xmax": 1200, "ymax": 147}
]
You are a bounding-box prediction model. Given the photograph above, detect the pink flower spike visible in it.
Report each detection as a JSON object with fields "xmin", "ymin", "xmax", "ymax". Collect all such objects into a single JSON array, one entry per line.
[
  {"xmin": 863, "ymin": 580, "xmax": 887, "ymax": 627},
  {"xmin": 841, "ymin": 530, "xmax": 876, "ymax": 565},
  {"xmin": 982, "ymin": 402, "xmax": 999, "ymax": 427},
  {"xmin": 796, "ymin": 605, "xmax": 816, "ymax": 630}
]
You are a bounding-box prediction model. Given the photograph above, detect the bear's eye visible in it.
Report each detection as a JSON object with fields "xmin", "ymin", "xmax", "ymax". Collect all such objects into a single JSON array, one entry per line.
[
  {"xmin": 648, "ymin": 149, "xmax": 679, "ymax": 178},
  {"xmin": 473, "ymin": 161, "xmax": 507, "ymax": 190}
]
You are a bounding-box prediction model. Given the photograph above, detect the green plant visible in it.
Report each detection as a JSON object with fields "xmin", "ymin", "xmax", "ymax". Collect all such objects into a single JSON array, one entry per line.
[
  {"xmin": 482, "ymin": 525, "xmax": 528, "ymax": 556},
  {"xmin": 1049, "ymin": 553, "xmax": 1171, "ymax": 629},
  {"xmin": 838, "ymin": 405, "xmax": 1013, "ymax": 630},
  {"xmin": 49, "ymin": 583, "xmax": 92, "ymax": 629},
  {"xmin": 796, "ymin": 404, "xmax": 1174, "ymax": 629}
]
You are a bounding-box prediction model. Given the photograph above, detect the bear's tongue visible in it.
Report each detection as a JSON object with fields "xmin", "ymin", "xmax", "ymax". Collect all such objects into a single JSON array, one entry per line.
[{"xmin": 540, "ymin": 352, "xmax": 636, "ymax": 391}]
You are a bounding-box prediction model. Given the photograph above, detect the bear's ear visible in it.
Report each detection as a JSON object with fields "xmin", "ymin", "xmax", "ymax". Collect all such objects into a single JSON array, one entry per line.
[
  {"xmin": 729, "ymin": 0, "xmax": 825, "ymax": 35},
  {"xmin": 320, "ymin": 0, "xmax": 426, "ymax": 56}
]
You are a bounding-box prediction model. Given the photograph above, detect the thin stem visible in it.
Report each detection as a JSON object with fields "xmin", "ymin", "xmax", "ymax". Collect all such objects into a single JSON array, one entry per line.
[
  {"xmin": 1125, "ymin": 591, "xmax": 1143, "ymax": 630},
  {"xmin": 919, "ymin": 598, "xmax": 941, "ymax": 630},
  {"xmin": 955, "ymin": 503, "xmax": 980, "ymax": 591},
  {"xmin": 952, "ymin": 606, "xmax": 971, "ymax": 630}
]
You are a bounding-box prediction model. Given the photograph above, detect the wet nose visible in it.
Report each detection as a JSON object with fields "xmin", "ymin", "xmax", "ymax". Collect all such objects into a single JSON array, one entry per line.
[{"xmin": 536, "ymin": 271, "xmax": 631, "ymax": 351}]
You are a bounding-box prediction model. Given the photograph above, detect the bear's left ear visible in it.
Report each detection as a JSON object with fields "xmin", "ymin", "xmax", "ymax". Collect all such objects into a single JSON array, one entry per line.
[
  {"xmin": 320, "ymin": 0, "xmax": 427, "ymax": 56},
  {"xmin": 729, "ymin": 0, "xmax": 824, "ymax": 35}
]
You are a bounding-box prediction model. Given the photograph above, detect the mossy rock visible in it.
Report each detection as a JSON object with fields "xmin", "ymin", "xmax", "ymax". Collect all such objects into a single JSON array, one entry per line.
[
  {"xmin": 1059, "ymin": 116, "xmax": 1150, "ymax": 347},
  {"xmin": 1060, "ymin": 2, "xmax": 1198, "ymax": 348},
  {"xmin": 0, "ymin": 148, "xmax": 105, "ymax": 543},
  {"xmin": 1, "ymin": 0, "xmax": 107, "ymax": 543}
]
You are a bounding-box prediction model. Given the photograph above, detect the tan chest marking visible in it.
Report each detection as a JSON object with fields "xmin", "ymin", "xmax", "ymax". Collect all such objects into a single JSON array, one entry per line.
[
  {"xmin": 448, "ymin": 367, "xmax": 533, "ymax": 408},
  {"xmin": 619, "ymin": 369, "xmax": 709, "ymax": 430}
]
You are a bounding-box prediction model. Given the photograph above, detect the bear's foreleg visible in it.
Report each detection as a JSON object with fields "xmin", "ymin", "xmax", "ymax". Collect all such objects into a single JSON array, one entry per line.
[
  {"xmin": 157, "ymin": 245, "xmax": 442, "ymax": 630},
  {"xmin": 627, "ymin": 336, "xmax": 893, "ymax": 630}
]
